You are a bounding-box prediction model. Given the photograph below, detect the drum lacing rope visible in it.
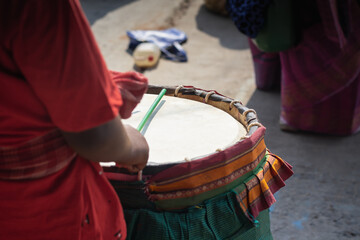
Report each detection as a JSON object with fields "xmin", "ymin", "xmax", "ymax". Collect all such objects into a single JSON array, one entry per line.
[
  {"xmin": 240, "ymin": 122, "xmax": 263, "ymax": 140},
  {"xmin": 247, "ymin": 122, "xmax": 263, "ymax": 132},
  {"xmin": 205, "ymin": 91, "xmax": 215, "ymax": 103},
  {"xmin": 229, "ymin": 100, "xmax": 242, "ymax": 110},
  {"xmin": 243, "ymin": 109, "xmax": 258, "ymax": 119},
  {"xmin": 174, "ymin": 85, "xmax": 184, "ymax": 97}
]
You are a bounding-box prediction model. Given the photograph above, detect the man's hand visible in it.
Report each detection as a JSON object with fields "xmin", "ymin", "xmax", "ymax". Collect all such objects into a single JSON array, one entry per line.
[
  {"xmin": 117, "ymin": 125, "xmax": 149, "ymax": 172},
  {"xmin": 61, "ymin": 116, "xmax": 149, "ymax": 170}
]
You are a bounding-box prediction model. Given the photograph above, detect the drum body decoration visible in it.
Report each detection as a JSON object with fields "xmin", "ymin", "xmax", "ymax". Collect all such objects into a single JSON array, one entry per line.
[{"xmin": 103, "ymin": 85, "xmax": 293, "ymax": 240}]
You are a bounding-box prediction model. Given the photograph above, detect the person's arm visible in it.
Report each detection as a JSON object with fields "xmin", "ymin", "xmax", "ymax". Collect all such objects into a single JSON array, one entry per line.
[
  {"xmin": 10, "ymin": 0, "xmax": 149, "ymax": 172},
  {"xmin": 61, "ymin": 115, "xmax": 149, "ymax": 172}
]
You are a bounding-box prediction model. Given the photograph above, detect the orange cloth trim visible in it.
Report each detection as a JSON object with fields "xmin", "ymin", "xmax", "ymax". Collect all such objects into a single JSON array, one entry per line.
[
  {"xmin": 248, "ymin": 183, "xmax": 262, "ymax": 204},
  {"xmin": 149, "ymin": 139, "xmax": 266, "ymax": 192},
  {"xmin": 239, "ymin": 153, "xmax": 285, "ymax": 209}
]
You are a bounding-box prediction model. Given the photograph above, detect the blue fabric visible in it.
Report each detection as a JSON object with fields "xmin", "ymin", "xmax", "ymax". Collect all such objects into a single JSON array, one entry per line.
[
  {"xmin": 127, "ymin": 28, "xmax": 188, "ymax": 62},
  {"xmin": 227, "ymin": 0, "xmax": 272, "ymax": 38}
]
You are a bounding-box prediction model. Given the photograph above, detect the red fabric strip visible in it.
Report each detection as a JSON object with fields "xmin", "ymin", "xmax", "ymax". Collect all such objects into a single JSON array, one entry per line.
[{"xmin": 148, "ymin": 127, "xmax": 266, "ymax": 183}]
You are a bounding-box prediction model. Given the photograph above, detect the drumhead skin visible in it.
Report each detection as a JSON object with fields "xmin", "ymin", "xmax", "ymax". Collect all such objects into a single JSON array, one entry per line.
[{"xmin": 123, "ymin": 94, "xmax": 247, "ymax": 165}]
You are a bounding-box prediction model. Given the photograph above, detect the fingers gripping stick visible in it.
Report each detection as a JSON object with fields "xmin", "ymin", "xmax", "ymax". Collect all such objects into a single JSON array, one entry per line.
[{"xmin": 117, "ymin": 89, "xmax": 167, "ymax": 181}]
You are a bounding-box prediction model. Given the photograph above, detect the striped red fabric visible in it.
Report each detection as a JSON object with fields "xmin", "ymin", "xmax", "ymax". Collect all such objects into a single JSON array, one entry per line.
[
  {"xmin": 143, "ymin": 127, "xmax": 293, "ymax": 220},
  {"xmin": 0, "ymin": 129, "xmax": 76, "ymax": 180}
]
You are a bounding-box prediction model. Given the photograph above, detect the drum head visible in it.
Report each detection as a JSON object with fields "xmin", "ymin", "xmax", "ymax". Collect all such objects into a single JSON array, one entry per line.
[{"xmin": 122, "ymin": 94, "xmax": 247, "ymax": 165}]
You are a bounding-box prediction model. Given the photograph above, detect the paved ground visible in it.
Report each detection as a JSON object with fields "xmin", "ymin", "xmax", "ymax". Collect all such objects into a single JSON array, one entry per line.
[
  {"xmin": 247, "ymin": 90, "xmax": 360, "ymax": 240},
  {"xmin": 81, "ymin": 0, "xmax": 360, "ymax": 239},
  {"xmin": 81, "ymin": 0, "xmax": 255, "ymax": 103}
]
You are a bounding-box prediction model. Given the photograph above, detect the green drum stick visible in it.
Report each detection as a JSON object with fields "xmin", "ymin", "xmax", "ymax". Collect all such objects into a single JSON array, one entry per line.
[
  {"xmin": 136, "ymin": 88, "xmax": 167, "ymax": 181},
  {"xmin": 137, "ymin": 88, "xmax": 167, "ymax": 132}
]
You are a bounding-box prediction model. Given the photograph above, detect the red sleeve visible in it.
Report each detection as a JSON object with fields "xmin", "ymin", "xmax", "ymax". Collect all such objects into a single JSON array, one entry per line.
[{"xmin": 11, "ymin": 0, "xmax": 122, "ymax": 132}]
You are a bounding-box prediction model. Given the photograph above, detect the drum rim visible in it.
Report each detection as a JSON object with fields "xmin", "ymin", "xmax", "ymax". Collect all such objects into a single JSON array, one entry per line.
[
  {"xmin": 103, "ymin": 85, "xmax": 263, "ymax": 176},
  {"xmin": 146, "ymin": 85, "xmax": 262, "ymax": 137}
]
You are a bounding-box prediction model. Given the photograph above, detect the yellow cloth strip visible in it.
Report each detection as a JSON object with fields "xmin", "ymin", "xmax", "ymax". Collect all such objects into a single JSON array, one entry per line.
[{"xmin": 240, "ymin": 153, "xmax": 286, "ymax": 209}]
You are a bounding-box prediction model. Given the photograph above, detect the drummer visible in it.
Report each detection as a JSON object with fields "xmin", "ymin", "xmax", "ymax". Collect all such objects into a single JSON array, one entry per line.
[{"xmin": 0, "ymin": 1, "xmax": 148, "ymax": 240}]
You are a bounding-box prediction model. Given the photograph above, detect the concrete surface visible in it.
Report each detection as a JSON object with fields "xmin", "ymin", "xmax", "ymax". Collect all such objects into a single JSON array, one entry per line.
[
  {"xmin": 247, "ymin": 90, "xmax": 360, "ymax": 240},
  {"xmin": 81, "ymin": 0, "xmax": 360, "ymax": 239},
  {"xmin": 81, "ymin": 0, "xmax": 255, "ymax": 103}
]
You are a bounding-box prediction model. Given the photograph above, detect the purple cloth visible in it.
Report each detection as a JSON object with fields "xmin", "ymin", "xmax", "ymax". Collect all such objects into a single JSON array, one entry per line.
[
  {"xmin": 248, "ymin": 39, "xmax": 281, "ymax": 90},
  {"xmin": 249, "ymin": 0, "xmax": 360, "ymax": 135}
]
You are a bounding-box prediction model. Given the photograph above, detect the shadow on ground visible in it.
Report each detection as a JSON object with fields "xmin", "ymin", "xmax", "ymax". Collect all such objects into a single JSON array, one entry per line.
[
  {"xmin": 80, "ymin": 0, "xmax": 138, "ymax": 25},
  {"xmin": 247, "ymin": 90, "xmax": 360, "ymax": 240},
  {"xmin": 195, "ymin": 5, "xmax": 249, "ymax": 50}
]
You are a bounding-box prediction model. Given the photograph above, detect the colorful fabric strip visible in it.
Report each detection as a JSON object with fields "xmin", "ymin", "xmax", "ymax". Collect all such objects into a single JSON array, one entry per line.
[
  {"xmin": 150, "ymin": 151, "xmax": 292, "ymax": 221},
  {"xmin": 234, "ymin": 152, "xmax": 293, "ymax": 220},
  {"xmin": 144, "ymin": 127, "xmax": 293, "ymax": 220},
  {"xmin": 0, "ymin": 129, "xmax": 76, "ymax": 180},
  {"xmin": 148, "ymin": 152, "xmax": 267, "ymax": 210},
  {"xmin": 147, "ymin": 127, "xmax": 267, "ymax": 189}
]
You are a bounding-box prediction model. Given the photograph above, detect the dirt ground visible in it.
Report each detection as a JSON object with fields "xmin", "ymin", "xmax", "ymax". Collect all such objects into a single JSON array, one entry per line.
[{"xmin": 81, "ymin": 0, "xmax": 360, "ymax": 239}]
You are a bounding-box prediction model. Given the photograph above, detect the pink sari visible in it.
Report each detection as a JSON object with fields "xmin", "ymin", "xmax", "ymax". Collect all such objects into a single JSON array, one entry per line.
[{"xmin": 249, "ymin": 0, "xmax": 360, "ymax": 135}]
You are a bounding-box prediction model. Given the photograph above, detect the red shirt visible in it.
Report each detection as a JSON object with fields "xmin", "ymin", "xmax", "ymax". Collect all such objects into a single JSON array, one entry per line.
[
  {"xmin": 0, "ymin": 1, "xmax": 127, "ymax": 239},
  {"xmin": 0, "ymin": 0, "xmax": 122, "ymax": 146}
]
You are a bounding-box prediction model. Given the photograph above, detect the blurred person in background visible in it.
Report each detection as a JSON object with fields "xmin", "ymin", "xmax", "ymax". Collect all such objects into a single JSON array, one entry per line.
[{"xmin": 227, "ymin": 0, "xmax": 360, "ymax": 135}]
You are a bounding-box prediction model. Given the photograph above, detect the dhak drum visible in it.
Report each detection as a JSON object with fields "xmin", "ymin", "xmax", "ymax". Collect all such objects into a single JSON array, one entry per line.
[
  {"xmin": 124, "ymin": 91, "xmax": 247, "ymax": 166},
  {"xmin": 102, "ymin": 86, "xmax": 293, "ymax": 240}
]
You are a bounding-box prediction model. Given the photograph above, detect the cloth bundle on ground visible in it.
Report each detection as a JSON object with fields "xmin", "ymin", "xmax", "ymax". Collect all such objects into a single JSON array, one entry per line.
[{"xmin": 126, "ymin": 28, "xmax": 188, "ymax": 62}]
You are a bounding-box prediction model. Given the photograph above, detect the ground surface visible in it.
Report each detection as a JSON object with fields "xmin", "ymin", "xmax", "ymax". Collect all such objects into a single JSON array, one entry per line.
[
  {"xmin": 81, "ymin": 0, "xmax": 360, "ymax": 239},
  {"xmin": 81, "ymin": 0, "xmax": 255, "ymax": 102}
]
